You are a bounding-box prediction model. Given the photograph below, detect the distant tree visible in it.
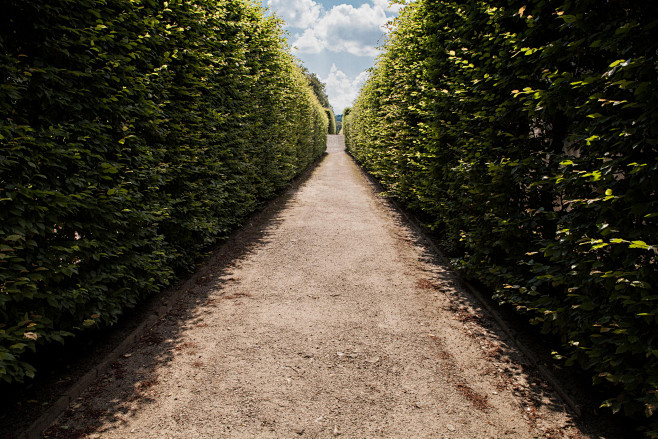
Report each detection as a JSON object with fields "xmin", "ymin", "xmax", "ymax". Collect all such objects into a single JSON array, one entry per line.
[{"xmin": 302, "ymin": 67, "xmax": 332, "ymax": 111}]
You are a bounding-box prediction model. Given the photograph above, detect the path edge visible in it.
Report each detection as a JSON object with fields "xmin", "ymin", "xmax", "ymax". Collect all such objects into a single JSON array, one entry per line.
[
  {"xmin": 344, "ymin": 144, "xmax": 582, "ymax": 418},
  {"xmin": 19, "ymin": 152, "xmax": 328, "ymax": 439}
]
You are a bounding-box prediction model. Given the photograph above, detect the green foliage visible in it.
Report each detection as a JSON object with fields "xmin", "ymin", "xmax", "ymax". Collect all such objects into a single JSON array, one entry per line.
[
  {"xmin": 0, "ymin": 0, "xmax": 326, "ymax": 384},
  {"xmin": 341, "ymin": 108, "xmax": 352, "ymax": 137},
  {"xmin": 303, "ymin": 68, "xmax": 332, "ymax": 111},
  {"xmin": 300, "ymin": 68, "xmax": 334, "ymax": 134},
  {"xmin": 325, "ymin": 108, "xmax": 337, "ymax": 135},
  {"xmin": 345, "ymin": 0, "xmax": 658, "ymax": 434}
]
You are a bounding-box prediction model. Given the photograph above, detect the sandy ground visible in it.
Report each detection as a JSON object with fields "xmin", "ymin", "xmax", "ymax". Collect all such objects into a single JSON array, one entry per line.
[{"xmin": 45, "ymin": 135, "xmax": 587, "ymax": 438}]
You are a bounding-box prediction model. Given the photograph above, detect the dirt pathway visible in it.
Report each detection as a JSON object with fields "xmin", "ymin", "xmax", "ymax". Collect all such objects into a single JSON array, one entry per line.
[{"xmin": 46, "ymin": 135, "xmax": 585, "ymax": 438}]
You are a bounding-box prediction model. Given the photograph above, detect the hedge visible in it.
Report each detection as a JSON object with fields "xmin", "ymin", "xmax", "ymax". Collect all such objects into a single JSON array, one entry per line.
[
  {"xmin": 345, "ymin": 0, "xmax": 658, "ymax": 434},
  {"xmin": 0, "ymin": 0, "xmax": 327, "ymax": 384},
  {"xmin": 325, "ymin": 108, "xmax": 337, "ymax": 135}
]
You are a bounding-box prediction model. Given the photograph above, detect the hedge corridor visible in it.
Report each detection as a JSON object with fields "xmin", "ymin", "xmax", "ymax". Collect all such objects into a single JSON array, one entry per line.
[
  {"xmin": 0, "ymin": 0, "xmax": 327, "ymax": 384},
  {"xmin": 344, "ymin": 0, "xmax": 657, "ymax": 435}
]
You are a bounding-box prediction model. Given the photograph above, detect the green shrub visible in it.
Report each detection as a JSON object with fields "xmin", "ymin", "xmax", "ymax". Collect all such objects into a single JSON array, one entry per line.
[
  {"xmin": 0, "ymin": 0, "xmax": 326, "ymax": 384},
  {"xmin": 341, "ymin": 108, "xmax": 352, "ymax": 139},
  {"xmin": 325, "ymin": 108, "xmax": 337, "ymax": 135}
]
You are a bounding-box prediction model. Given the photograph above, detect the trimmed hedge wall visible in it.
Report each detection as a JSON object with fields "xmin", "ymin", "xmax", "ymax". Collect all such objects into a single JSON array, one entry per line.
[
  {"xmin": 325, "ymin": 108, "xmax": 337, "ymax": 135},
  {"xmin": 0, "ymin": 0, "xmax": 326, "ymax": 383},
  {"xmin": 345, "ymin": 0, "xmax": 657, "ymax": 434}
]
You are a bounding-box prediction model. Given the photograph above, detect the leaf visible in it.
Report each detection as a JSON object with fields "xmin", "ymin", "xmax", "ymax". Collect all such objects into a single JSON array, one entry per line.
[
  {"xmin": 23, "ymin": 332, "xmax": 38, "ymax": 341},
  {"xmin": 629, "ymin": 240, "xmax": 649, "ymax": 250},
  {"xmin": 560, "ymin": 14, "xmax": 578, "ymax": 24}
]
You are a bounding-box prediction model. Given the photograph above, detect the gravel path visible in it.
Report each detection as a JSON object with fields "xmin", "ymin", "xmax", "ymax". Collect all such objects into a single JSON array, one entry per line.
[{"xmin": 46, "ymin": 135, "xmax": 586, "ymax": 438}]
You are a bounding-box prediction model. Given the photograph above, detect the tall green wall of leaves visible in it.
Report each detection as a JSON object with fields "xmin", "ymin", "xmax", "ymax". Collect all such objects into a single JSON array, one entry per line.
[
  {"xmin": 345, "ymin": 0, "xmax": 657, "ymax": 433},
  {"xmin": 325, "ymin": 108, "xmax": 337, "ymax": 135},
  {"xmin": 0, "ymin": 0, "xmax": 326, "ymax": 384}
]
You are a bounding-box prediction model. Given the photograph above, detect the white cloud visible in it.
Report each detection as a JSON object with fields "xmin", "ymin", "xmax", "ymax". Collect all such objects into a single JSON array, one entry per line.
[
  {"xmin": 267, "ymin": 0, "xmax": 322, "ymax": 28},
  {"xmin": 323, "ymin": 64, "xmax": 370, "ymax": 112},
  {"xmin": 262, "ymin": 1, "xmax": 406, "ymax": 115},
  {"xmin": 293, "ymin": 28, "xmax": 325, "ymax": 53},
  {"xmin": 292, "ymin": 3, "xmax": 391, "ymax": 57}
]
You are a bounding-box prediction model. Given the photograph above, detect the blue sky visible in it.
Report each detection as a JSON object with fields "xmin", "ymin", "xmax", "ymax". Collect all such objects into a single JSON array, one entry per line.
[{"xmin": 260, "ymin": 0, "xmax": 403, "ymax": 113}]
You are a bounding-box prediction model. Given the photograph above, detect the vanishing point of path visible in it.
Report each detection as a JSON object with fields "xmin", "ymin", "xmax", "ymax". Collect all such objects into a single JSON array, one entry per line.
[{"xmin": 47, "ymin": 136, "xmax": 586, "ymax": 438}]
